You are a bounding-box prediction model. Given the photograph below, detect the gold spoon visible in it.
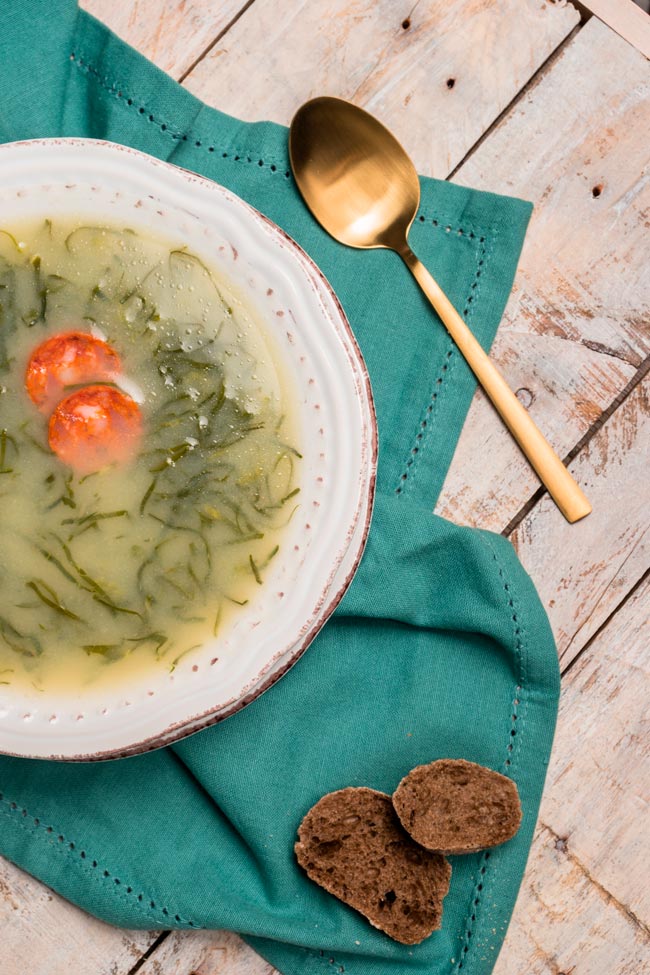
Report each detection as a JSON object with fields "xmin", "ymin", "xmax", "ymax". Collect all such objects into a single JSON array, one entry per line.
[{"xmin": 289, "ymin": 96, "xmax": 591, "ymax": 524}]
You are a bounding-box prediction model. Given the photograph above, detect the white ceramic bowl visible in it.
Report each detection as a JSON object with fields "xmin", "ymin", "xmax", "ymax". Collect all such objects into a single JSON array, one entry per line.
[{"xmin": 0, "ymin": 139, "xmax": 376, "ymax": 760}]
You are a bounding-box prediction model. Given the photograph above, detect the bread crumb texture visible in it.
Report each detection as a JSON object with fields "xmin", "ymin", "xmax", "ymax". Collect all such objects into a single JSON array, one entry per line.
[
  {"xmin": 393, "ymin": 759, "xmax": 522, "ymax": 855},
  {"xmin": 295, "ymin": 787, "xmax": 451, "ymax": 945}
]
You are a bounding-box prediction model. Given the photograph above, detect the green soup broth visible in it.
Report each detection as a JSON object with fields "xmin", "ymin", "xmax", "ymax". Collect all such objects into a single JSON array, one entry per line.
[{"xmin": 0, "ymin": 219, "xmax": 301, "ymax": 695}]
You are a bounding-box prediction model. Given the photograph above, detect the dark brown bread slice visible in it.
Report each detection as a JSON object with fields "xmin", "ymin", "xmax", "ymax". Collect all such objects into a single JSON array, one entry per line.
[
  {"xmin": 294, "ymin": 787, "xmax": 451, "ymax": 944},
  {"xmin": 393, "ymin": 759, "xmax": 522, "ymax": 855}
]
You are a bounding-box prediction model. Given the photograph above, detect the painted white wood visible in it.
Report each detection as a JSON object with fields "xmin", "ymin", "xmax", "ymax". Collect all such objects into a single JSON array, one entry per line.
[
  {"xmin": 136, "ymin": 929, "xmax": 277, "ymax": 974},
  {"xmin": 183, "ymin": 0, "xmax": 579, "ymax": 178},
  {"xmin": 80, "ymin": 0, "xmax": 251, "ymax": 78},
  {"xmin": 494, "ymin": 824, "xmax": 650, "ymax": 975},
  {"xmin": 495, "ymin": 576, "xmax": 650, "ymax": 974},
  {"xmin": 0, "ymin": 857, "xmax": 158, "ymax": 975},
  {"xmin": 512, "ymin": 378, "xmax": 650, "ymax": 669},
  {"xmin": 541, "ymin": 576, "xmax": 650, "ymax": 925},
  {"xmin": 439, "ymin": 16, "xmax": 650, "ymax": 530},
  {"xmin": 581, "ymin": 0, "xmax": 650, "ymax": 58}
]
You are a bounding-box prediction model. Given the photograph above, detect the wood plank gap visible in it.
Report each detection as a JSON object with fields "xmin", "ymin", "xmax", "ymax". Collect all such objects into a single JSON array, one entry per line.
[
  {"xmin": 448, "ymin": 21, "xmax": 584, "ymax": 182},
  {"xmin": 568, "ymin": 1, "xmax": 593, "ymax": 23},
  {"xmin": 502, "ymin": 352, "xmax": 650, "ymax": 537},
  {"xmin": 537, "ymin": 822, "xmax": 650, "ymax": 940},
  {"xmin": 126, "ymin": 931, "xmax": 171, "ymax": 975},
  {"xmin": 178, "ymin": 0, "xmax": 258, "ymax": 83},
  {"xmin": 560, "ymin": 566, "xmax": 650, "ymax": 678}
]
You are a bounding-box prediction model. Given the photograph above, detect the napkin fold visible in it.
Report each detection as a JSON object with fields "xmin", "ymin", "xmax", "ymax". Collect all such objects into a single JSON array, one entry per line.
[{"xmin": 0, "ymin": 4, "xmax": 559, "ymax": 975}]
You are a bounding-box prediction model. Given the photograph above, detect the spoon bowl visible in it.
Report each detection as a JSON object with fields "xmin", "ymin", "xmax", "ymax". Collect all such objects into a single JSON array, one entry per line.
[
  {"xmin": 289, "ymin": 96, "xmax": 591, "ymax": 524},
  {"xmin": 290, "ymin": 97, "xmax": 420, "ymax": 251}
]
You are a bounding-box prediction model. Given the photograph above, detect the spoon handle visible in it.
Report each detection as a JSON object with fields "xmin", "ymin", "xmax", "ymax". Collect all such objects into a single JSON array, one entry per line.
[{"xmin": 400, "ymin": 246, "xmax": 591, "ymax": 524}]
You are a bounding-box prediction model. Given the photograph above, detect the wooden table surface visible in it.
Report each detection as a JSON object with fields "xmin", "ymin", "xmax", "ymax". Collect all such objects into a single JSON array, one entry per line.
[{"xmin": 3, "ymin": 2, "xmax": 649, "ymax": 973}]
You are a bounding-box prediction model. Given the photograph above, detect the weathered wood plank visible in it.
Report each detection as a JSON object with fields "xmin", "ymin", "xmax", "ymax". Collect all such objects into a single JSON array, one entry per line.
[
  {"xmin": 439, "ymin": 16, "xmax": 650, "ymax": 529},
  {"xmin": 581, "ymin": 0, "xmax": 650, "ymax": 58},
  {"xmin": 183, "ymin": 0, "xmax": 579, "ymax": 178},
  {"xmin": 494, "ymin": 575, "xmax": 650, "ymax": 974},
  {"xmin": 80, "ymin": 0, "xmax": 251, "ymax": 79},
  {"xmin": 512, "ymin": 377, "xmax": 649, "ymax": 669},
  {"xmin": 543, "ymin": 576, "xmax": 650, "ymax": 924},
  {"xmin": 0, "ymin": 856, "xmax": 157, "ymax": 975},
  {"xmin": 494, "ymin": 824, "xmax": 650, "ymax": 975},
  {"xmin": 135, "ymin": 929, "xmax": 276, "ymax": 975}
]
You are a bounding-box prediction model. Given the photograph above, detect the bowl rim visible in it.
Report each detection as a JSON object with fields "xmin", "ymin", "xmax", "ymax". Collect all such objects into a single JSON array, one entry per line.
[{"xmin": 0, "ymin": 138, "xmax": 378, "ymax": 760}]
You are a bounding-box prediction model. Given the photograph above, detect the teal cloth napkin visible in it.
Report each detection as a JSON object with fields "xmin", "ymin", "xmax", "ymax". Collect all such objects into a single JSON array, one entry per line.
[{"xmin": 0, "ymin": 4, "xmax": 559, "ymax": 974}]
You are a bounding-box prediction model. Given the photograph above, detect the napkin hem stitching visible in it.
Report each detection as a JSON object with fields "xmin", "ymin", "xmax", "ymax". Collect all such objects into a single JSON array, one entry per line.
[
  {"xmin": 396, "ymin": 230, "xmax": 495, "ymax": 498},
  {"xmin": 449, "ymin": 534, "xmax": 528, "ymax": 974},
  {"xmin": 68, "ymin": 50, "xmax": 504, "ymax": 247},
  {"xmin": 0, "ymin": 797, "xmax": 198, "ymax": 928},
  {"xmin": 69, "ymin": 51, "xmax": 293, "ymax": 176}
]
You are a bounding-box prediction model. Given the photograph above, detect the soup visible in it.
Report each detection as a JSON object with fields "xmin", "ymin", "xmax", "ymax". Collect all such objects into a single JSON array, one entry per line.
[{"xmin": 0, "ymin": 220, "xmax": 300, "ymax": 695}]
